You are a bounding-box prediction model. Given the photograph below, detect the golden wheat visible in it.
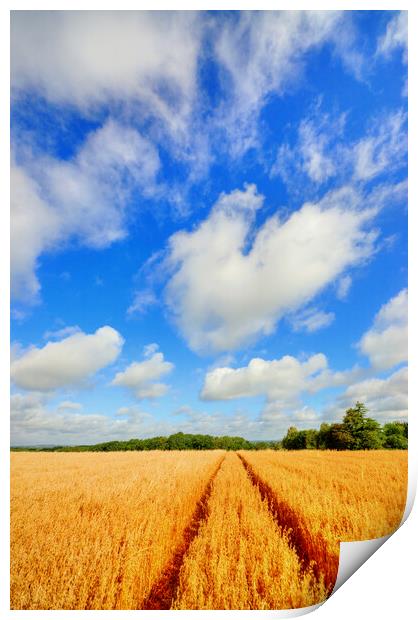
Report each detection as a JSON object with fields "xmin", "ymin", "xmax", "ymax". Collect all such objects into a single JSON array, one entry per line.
[
  {"xmin": 173, "ymin": 452, "xmax": 327, "ymax": 610},
  {"xmin": 10, "ymin": 449, "xmax": 407, "ymax": 610},
  {"xmin": 240, "ymin": 449, "xmax": 408, "ymax": 589},
  {"xmin": 10, "ymin": 451, "xmax": 223, "ymax": 609}
]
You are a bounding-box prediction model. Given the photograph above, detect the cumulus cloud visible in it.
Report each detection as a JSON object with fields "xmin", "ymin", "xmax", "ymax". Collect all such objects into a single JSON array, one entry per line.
[
  {"xmin": 358, "ymin": 289, "xmax": 407, "ymax": 370},
  {"xmin": 11, "ymin": 393, "xmax": 266, "ymax": 445},
  {"xmin": 111, "ymin": 349, "xmax": 174, "ymax": 400},
  {"xmin": 201, "ymin": 353, "xmax": 327, "ymax": 403},
  {"xmin": 11, "ymin": 119, "xmax": 160, "ymax": 302},
  {"xmin": 377, "ymin": 11, "xmax": 407, "ymax": 63},
  {"xmin": 11, "ymin": 393, "xmax": 154, "ymax": 446},
  {"xmin": 200, "ymin": 288, "xmax": 408, "ymax": 431},
  {"xmin": 260, "ymin": 402, "xmax": 321, "ymax": 430},
  {"xmin": 164, "ymin": 183, "xmax": 379, "ymax": 352},
  {"xmin": 11, "ymin": 326, "xmax": 123, "ymax": 391},
  {"xmin": 337, "ymin": 367, "xmax": 407, "ymax": 422},
  {"xmin": 289, "ymin": 308, "xmax": 335, "ymax": 333},
  {"xmin": 11, "ymin": 164, "xmax": 60, "ymax": 301}
]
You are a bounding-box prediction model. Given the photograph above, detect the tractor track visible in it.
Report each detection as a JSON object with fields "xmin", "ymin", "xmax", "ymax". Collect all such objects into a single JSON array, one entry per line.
[
  {"xmin": 141, "ymin": 454, "xmax": 226, "ymax": 610},
  {"xmin": 237, "ymin": 453, "xmax": 338, "ymax": 594}
]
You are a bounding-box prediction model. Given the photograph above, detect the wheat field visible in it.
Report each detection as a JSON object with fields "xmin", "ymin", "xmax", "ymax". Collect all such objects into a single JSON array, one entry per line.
[{"xmin": 10, "ymin": 450, "xmax": 407, "ymax": 610}]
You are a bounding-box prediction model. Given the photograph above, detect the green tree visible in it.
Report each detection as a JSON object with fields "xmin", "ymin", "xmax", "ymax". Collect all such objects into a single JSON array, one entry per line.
[
  {"xmin": 342, "ymin": 402, "xmax": 368, "ymax": 448},
  {"xmin": 328, "ymin": 424, "xmax": 355, "ymax": 450},
  {"xmin": 383, "ymin": 422, "xmax": 408, "ymax": 449},
  {"xmin": 317, "ymin": 423, "xmax": 331, "ymax": 449},
  {"xmin": 282, "ymin": 426, "xmax": 300, "ymax": 450},
  {"xmin": 342, "ymin": 402, "xmax": 383, "ymax": 449},
  {"xmin": 360, "ymin": 418, "xmax": 384, "ymax": 449},
  {"xmin": 304, "ymin": 429, "xmax": 318, "ymax": 449}
]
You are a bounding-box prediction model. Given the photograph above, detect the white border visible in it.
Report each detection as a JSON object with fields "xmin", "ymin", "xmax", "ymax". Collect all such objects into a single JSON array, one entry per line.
[{"xmin": 2, "ymin": 3, "xmax": 416, "ymax": 619}]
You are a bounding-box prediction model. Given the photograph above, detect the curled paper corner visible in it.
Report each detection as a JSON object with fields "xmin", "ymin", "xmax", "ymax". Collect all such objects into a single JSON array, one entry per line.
[
  {"xmin": 331, "ymin": 534, "xmax": 391, "ymax": 595},
  {"xmin": 331, "ymin": 465, "xmax": 416, "ymax": 597}
]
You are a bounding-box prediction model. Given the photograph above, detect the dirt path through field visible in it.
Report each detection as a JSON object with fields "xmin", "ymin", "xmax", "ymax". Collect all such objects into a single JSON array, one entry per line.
[
  {"xmin": 237, "ymin": 453, "xmax": 337, "ymax": 594},
  {"xmin": 142, "ymin": 454, "xmax": 226, "ymax": 609}
]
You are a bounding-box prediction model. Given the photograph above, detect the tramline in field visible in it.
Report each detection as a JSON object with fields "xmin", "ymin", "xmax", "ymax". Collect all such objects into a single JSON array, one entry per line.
[{"xmin": 10, "ymin": 450, "xmax": 407, "ymax": 610}]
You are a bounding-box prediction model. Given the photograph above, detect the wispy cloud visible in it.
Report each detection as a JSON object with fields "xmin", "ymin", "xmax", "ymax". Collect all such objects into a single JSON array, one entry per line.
[
  {"xmin": 127, "ymin": 290, "xmax": 158, "ymax": 317},
  {"xmin": 213, "ymin": 11, "xmax": 363, "ymax": 157},
  {"xmin": 289, "ymin": 308, "xmax": 335, "ymax": 333},
  {"xmin": 43, "ymin": 325, "xmax": 81, "ymax": 340},
  {"xmin": 11, "ymin": 120, "xmax": 161, "ymax": 303},
  {"xmin": 377, "ymin": 11, "xmax": 407, "ymax": 63},
  {"xmin": 336, "ymin": 275, "xmax": 352, "ymax": 300},
  {"xmin": 272, "ymin": 106, "xmax": 407, "ymax": 191}
]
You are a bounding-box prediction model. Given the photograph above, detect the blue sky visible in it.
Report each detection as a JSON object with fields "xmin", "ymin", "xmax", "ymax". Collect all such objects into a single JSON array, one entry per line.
[{"xmin": 10, "ymin": 10, "xmax": 408, "ymax": 445}]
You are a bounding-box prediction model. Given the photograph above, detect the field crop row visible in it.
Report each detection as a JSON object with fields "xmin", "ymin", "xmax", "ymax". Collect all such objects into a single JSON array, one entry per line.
[
  {"xmin": 240, "ymin": 450, "xmax": 408, "ymax": 590},
  {"xmin": 10, "ymin": 450, "xmax": 407, "ymax": 610},
  {"xmin": 11, "ymin": 451, "xmax": 223, "ymax": 609}
]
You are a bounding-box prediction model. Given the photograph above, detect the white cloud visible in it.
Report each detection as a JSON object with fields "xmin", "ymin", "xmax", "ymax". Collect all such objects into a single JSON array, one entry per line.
[
  {"xmin": 208, "ymin": 353, "xmax": 236, "ymax": 371},
  {"xmin": 11, "ymin": 11, "xmax": 367, "ymax": 167},
  {"xmin": 43, "ymin": 325, "xmax": 81, "ymax": 340},
  {"xmin": 56, "ymin": 401, "xmax": 83, "ymax": 412},
  {"xmin": 111, "ymin": 351, "xmax": 174, "ymax": 400},
  {"xmin": 143, "ymin": 343, "xmax": 160, "ymax": 358},
  {"xmin": 11, "ymin": 326, "xmax": 123, "ymax": 391},
  {"xmin": 201, "ymin": 353, "xmax": 327, "ymax": 403},
  {"xmin": 11, "ymin": 393, "xmax": 266, "ymax": 444},
  {"xmin": 11, "ymin": 164, "xmax": 60, "ymax": 301},
  {"xmin": 200, "ymin": 289, "xmax": 409, "ymax": 429},
  {"xmin": 289, "ymin": 308, "xmax": 335, "ymax": 333},
  {"xmin": 11, "ymin": 11, "xmax": 202, "ymax": 138},
  {"xmin": 127, "ymin": 290, "xmax": 158, "ymax": 316},
  {"xmin": 358, "ymin": 289, "xmax": 407, "ymax": 370},
  {"xmin": 353, "ymin": 111, "xmax": 407, "ymax": 181},
  {"xmin": 214, "ymin": 11, "xmax": 361, "ymax": 155},
  {"xmin": 297, "ymin": 119, "xmax": 336, "ymax": 183},
  {"xmin": 11, "ymin": 393, "xmax": 154, "ymax": 446},
  {"xmin": 261, "ymin": 402, "xmax": 320, "ymax": 426},
  {"xmin": 377, "ymin": 11, "xmax": 407, "ymax": 63},
  {"xmin": 11, "ymin": 119, "xmax": 160, "ymax": 302},
  {"xmin": 272, "ymin": 112, "xmax": 345, "ymax": 185},
  {"xmin": 336, "ymin": 275, "xmax": 352, "ymax": 300},
  {"xmin": 337, "ymin": 367, "xmax": 408, "ymax": 421},
  {"xmin": 165, "ymin": 184, "xmax": 378, "ymax": 352},
  {"xmin": 272, "ymin": 107, "xmax": 407, "ymax": 189}
]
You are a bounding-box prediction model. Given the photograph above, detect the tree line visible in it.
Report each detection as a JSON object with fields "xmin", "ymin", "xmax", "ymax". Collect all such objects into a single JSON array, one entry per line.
[
  {"xmin": 282, "ymin": 402, "xmax": 407, "ymax": 450},
  {"xmin": 11, "ymin": 403, "xmax": 407, "ymax": 452},
  {"xmin": 12, "ymin": 433, "xmax": 276, "ymax": 452}
]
